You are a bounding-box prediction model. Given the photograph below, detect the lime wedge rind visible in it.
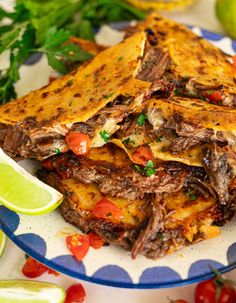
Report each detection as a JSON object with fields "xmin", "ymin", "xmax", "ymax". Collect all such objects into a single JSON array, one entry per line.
[
  {"xmin": 0, "ymin": 230, "xmax": 7, "ymax": 257},
  {"xmin": 0, "ymin": 280, "xmax": 66, "ymax": 303},
  {"xmin": 0, "ymin": 149, "xmax": 63, "ymax": 215}
]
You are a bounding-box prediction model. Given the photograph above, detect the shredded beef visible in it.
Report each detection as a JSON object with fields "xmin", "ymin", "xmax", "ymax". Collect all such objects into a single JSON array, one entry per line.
[
  {"xmin": 201, "ymin": 145, "xmax": 236, "ymax": 205},
  {"xmin": 137, "ymin": 47, "xmax": 170, "ymax": 82},
  {"xmin": 47, "ymin": 152, "xmax": 195, "ymax": 200}
]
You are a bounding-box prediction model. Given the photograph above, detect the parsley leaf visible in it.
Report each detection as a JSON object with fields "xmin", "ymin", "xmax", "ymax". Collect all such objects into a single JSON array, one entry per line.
[
  {"xmin": 134, "ymin": 160, "xmax": 156, "ymax": 177},
  {"xmin": 144, "ymin": 160, "xmax": 156, "ymax": 177},
  {"xmin": 122, "ymin": 137, "xmax": 135, "ymax": 145},
  {"xmin": 137, "ymin": 112, "xmax": 147, "ymax": 126},
  {"xmin": 100, "ymin": 130, "xmax": 110, "ymax": 143}
]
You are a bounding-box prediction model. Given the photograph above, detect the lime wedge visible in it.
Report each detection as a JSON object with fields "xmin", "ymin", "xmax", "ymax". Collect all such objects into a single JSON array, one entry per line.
[
  {"xmin": 0, "ymin": 280, "xmax": 65, "ymax": 303},
  {"xmin": 0, "ymin": 230, "xmax": 7, "ymax": 256},
  {"xmin": 0, "ymin": 149, "xmax": 63, "ymax": 215}
]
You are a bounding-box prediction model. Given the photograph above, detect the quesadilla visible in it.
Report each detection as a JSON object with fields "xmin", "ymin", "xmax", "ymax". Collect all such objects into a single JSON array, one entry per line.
[
  {"xmin": 127, "ymin": 13, "xmax": 236, "ymax": 106},
  {"xmin": 0, "ymin": 30, "xmax": 170, "ymax": 160},
  {"xmin": 37, "ymin": 143, "xmax": 232, "ymax": 259}
]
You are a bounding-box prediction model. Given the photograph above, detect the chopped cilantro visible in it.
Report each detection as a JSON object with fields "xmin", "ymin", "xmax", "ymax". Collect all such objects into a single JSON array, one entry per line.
[
  {"xmin": 185, "ymin": 188, "xmax": 197, "ymax": 201},
  {"xmin": 100, "ymin": 130, "xmax": 110, "ymax": 143},
  {"xmin": 54, "ymin": 148, "xmax": 61, "ymax": 154},
  {"xmin": 122, "ymin": 137, "xmax": 135, "ymax": 145},
  {"xmin": 144, "ymin": 160, "xmax": 156, "ymax": 177},
  {"xmin": 174, "ymin": 89, "xmax": 182, "ymax": 96},
  {"xmin": 156, "ymin": 136, "xmax": 163, "ymax": 143},
  {"xmin": 118, "ymin": 56, "xmax": 123, "ymax": 61},
  {"xmin": 157, "ymin": 232, "xmax": 163, "ymax": 241},
  {"xmin": 134, "ymin": 164, "xmax": 143, "ymax": 174},
  {"xmin": 161, "ymin": 146, "xmax": 167, "ymax": 152},
  {"xmin": 67, "ymin": 79, "xmax": 73, "ymax": 86},
  {"xmin": 103, "ymin": 92, "xmax": 114, "ymax": 99},
  {"xmin": 137, "ymin": 112, "xmax": 147, "ymax": 126},
  {"xmin": 135, "ymin": 160, "xmax": 156, "ymax": 177},
  {"xmin": 182, "ymin": 76, "xmax": 190, "ymax": 81},
  {"xmin": 207, "ymin": 89, "xmax": 214, "ymax": 95}
]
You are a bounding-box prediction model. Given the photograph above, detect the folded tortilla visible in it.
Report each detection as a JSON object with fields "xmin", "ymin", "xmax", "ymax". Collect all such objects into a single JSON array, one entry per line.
[
  {"xmin": 113, "ymin": 96, "xmax": 236, "ymax": 167},
  {"xmin": 128, "ymin": 13, "xmax": 236, "ymax": 106}
]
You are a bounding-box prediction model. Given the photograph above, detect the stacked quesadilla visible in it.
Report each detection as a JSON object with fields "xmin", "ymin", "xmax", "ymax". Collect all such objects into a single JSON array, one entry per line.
[{"xmin": 0, "ymin": 14, "xmax": 236, "ymax": 259}]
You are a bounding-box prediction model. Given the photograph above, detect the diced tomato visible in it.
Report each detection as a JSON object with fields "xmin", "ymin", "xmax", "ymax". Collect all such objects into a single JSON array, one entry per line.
[
  {"xmin": 47, "ymin": 268, "xmax": 60, "ymax": 276},
  {"xmin": 204, "ymin": 90, "xmax": 222, "ymax": 104},
  {"xmin": 88, "ymin": 232, "xmax": 105, "ymax": 249},
  {"xmin": 232, "ymin": 55, "xmax": 236, "ymax": 69},
  {"xmin": 42, "ymin": 158, "xmax": 54, "ymax": 170},
  {"xmin": 22, "ymin": 257, "xmax": 48, "ymax": 278},
  {"xmin": 66, "ymin": 132, "xmax": 91, "ymax": 156},
  {"xmin": 66, "ymin": 234, "xmax": 90, "ymax": 262},
  {"xmin": 22, "ymin": 257, "xmax": 60, "ymax": 278},
  {"xmin": 65, "ymin": 283, "xmax": 86, "ymax": 303},
  {"xmin": 132, "ymin": 145, "xmax": 154, "ymax": 166},
  {"xmin": 92, "ymin": 198, "xmax": 122, "ymax": 220}
]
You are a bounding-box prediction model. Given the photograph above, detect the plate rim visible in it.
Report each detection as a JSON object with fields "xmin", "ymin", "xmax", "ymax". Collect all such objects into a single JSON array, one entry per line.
[{"xmin": 0, "ymin": 26, "xmax": 236, "ymax": 289}]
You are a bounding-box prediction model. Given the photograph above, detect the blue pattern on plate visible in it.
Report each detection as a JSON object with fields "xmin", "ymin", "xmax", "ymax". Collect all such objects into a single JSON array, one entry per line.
[
  {"xmin": 139, "ymin": 266, "xmax": 181, "ymax": 284},
  {"xmin": 51, "ymin": 255, "xmax": 86, "ymax": 275},
  {"xmin": 16, "ymin": 233, "xmax": 47, "ymax": 257},
  {"xmin": 227, "ymin": 243, "xmax": 236, "ymax": 264},
  {"xmin": 92, "ymin": 265, "xmax": 132, "ymax": 283},
  {"xmin": 188, "ymin": 259, "xmax": 224, "ymax": 278},
  {"xmin": 0, "ymin": 206, "xmax": 20, "ymax": 233}
]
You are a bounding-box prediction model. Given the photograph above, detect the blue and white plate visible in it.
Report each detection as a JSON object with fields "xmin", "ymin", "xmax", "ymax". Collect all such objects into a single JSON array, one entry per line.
[{"xmin": 0, "ymin": 26, "xmax": 236, "ymax": 289}]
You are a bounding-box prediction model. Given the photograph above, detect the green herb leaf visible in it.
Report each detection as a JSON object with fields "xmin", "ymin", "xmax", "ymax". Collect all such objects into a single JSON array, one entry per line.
[
  {"xmin": 137, "ymin": 112, "xmax": 147, "ymax": 126},
  {"xmin": 47, "ymin": 52, "xmax": 67, "ymax": 74},
  {"xmin": 100, "ymin": 130, "xmax": 110, "ymax": 143},
  {"xmin": 103, "ymin": 93, "xmax": 114, "ymax": 99},
  {"xmin": 122, "ymin": 137, "xmax": 135, "ymax": 145},
  {"xmin": 144, "ymin": 160, "xmax": 156, "ymax": 177}
]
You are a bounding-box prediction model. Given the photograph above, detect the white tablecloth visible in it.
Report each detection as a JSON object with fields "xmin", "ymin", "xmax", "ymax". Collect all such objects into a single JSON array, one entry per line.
[{"xmin": 0, "ymin": 0, "xmax": 235, "ymax": 302}]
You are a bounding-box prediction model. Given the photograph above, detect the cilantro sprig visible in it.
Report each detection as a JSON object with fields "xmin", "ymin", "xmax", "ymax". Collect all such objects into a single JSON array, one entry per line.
[{"xmin": 0, "ymin": 0, "xmax": 146, "ymax": 104}]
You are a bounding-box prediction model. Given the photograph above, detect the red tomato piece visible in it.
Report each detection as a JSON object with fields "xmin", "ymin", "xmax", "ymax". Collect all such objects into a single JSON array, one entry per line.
[
  {"xmin": 22, "ymin": 257, "xmax": 48, "ymax": 278},
  {"xmin": 42, "ymin": 158, "xmax": 54, "ymax": 170},
  {"xmin": 88, "ymin": 232, "xmax": 105, "ymax": 249},
  {"xmin": 47, "ymin": 268, "xmax": 60, "ymax": 276},
  {"xmin": 205, "ymin": 91, "xmax": 222, "ymax": 104},
  {"xmin": 132, "ymin": 145, "xmax": 154, "ymax": 166},
  {"xmin": 65, "ymin": 283, "xmax": 86, "ymax": 303},
  {"xmin": 66, "ymin": 234, "xmax": 90, "ymax": 261},
  {"xmin": 195, "ymin": 277, "xmax": 236, "ymax": 303},
  {"xmin": 66, "ymin": 132, "xmax": 91, "ymax": 156},
  {"xmin": 92, "ymin": 198, "xmax": 122, "ymax": 220}
]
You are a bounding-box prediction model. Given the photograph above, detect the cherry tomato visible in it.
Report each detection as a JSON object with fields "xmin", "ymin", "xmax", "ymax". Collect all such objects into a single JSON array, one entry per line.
[
  {"xmin": 195, "ymin": 278, "xmax": 236, "ymax": 303},
  {"xmin": 92, "ymin": 198, "xmax": 122, "ymax": 220},
  {"xmin": 132, "ymin": 145, "xmax": 154, "ymax": 166},
  {"xmin": 42, "ymin": 158, "xmax": 54, "ymax": 170},
  {"xmin": 204, "ymin": 91, "xmax": 222, "ymax": 104},
  {"xmin": 65, "ymin": 283, "xmax": 86, "ymax": 303},
  {"xmin": 66, "ymin": 234, "xmax": 90, "ymax": 261},
  {"xmin": 66, "ymin": 132, "xmax": 91, "ymax": 156},
  {"xmin": 22, "ymin": 257, "xmax": 48, "ymax": 278},
  {"xmin": 22, "ymin": 257, "xmax": 60, "ymax": 278},
  {"xmin": 47, "ymin": 268, "xmax": 60, "ymax": 276},
  {"xmin": 88, "ymin": 232, "xmax": 105, "ymax": 249}
]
